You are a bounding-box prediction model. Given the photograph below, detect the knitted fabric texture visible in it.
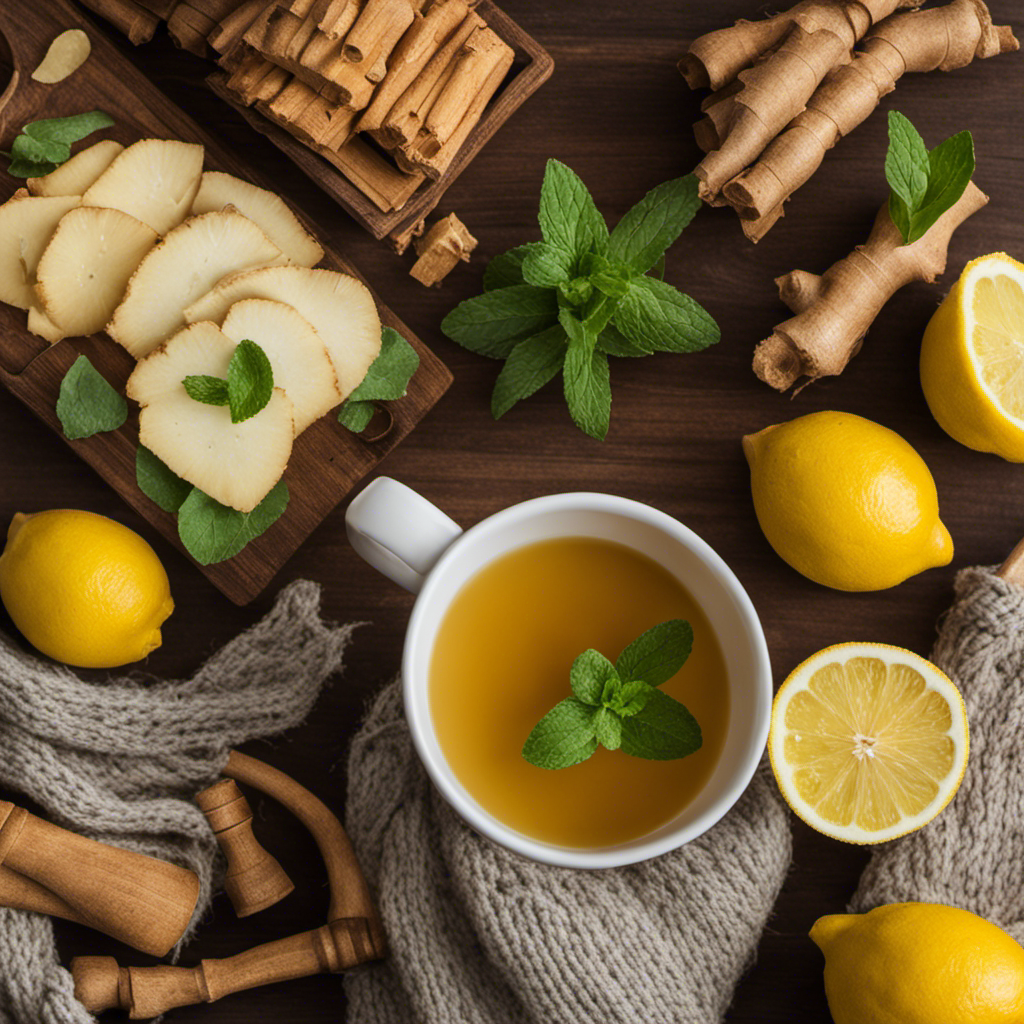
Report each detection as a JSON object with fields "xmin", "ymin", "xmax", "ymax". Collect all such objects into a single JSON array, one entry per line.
[
  {"xmin": 853, "ymin": 566, "xmax": 1024, "ymax": 942},
  {"xmin": 344, "ymin": 679, "xmax": 792, "ymax": 1024},
  {"xmin": 0, "ymin": 579, "xmax": 354, "ymax": 1024}
]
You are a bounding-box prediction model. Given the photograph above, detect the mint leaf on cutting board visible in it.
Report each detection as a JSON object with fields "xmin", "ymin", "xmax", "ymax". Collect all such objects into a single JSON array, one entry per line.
[
  {"xmin": 56, "ymin": 355, "xmax": 127, "ymax": 440},
  {"xmin": 5, "ymin": 110, "xmax": 115, "ymax": 178},
  {"xmin": 136, "ymin": 445, "xmax": 193, "ymax": 513},
  {"xmin": 177, "ymin": 480, "xmax": 289, "ymax": 565},
  {"xmin": 339, "ymin": 327, "xmax": 420, "ymax": 432}
]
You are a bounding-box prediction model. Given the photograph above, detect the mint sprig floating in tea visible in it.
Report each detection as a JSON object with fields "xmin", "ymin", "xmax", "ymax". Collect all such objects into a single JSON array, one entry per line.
[
  {"xmin": 885, "ymin": 111, "xmax": 974, "ymax": 245},
  {"xmin": 441, "ymin": 161, "xmax": 719, "ymax": 440},
  {"xmin": 2, "ymin": 111, "xmax": 115, "ymax": 178},
  {"xmin": 135, "ymin": 445, "xmax": 289, "ymax": 564},
  {"xmin": 522, "ymin": 619, "xmax": 702, "ymax": 770},
  {"xmin": 56, "ymin": 355, "xmax": 127, "ymax": 440},
  {"xmin": 338, "ymin": 327, "xmax": 419, "ymax": 432},
  {"xmin": 182, "ymin": 339, "xmax": 274, "ymax": 424}
]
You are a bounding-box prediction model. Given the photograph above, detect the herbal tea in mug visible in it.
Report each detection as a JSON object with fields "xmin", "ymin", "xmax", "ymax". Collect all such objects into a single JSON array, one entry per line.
[{"xmin": 429, "ymin": 537, "xmax": 730, "ymax": 848}]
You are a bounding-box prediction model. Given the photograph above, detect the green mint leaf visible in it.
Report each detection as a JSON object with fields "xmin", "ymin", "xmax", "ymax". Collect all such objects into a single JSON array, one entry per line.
[
  {"xmin": 885, "ymin": 112, "xmax": 975, "ymax": 245},
  {"xmin": 337, "ymin": 401, "xmax": 376, "ymax": 432},
  {"xmin": 442, "ymin": 285, "xmax": 558, "ymax": 359},
  {"xmin": 570, "ymin": 648, "xmax": 619, "ymax": 705},
  {"xmin": 177, "ymin": 480, "xmax": 289, "ymax": 565},
  {"xmin": 522, "ymin": 697, "xmax": 599, "ymax": 770},
  {"xmin": 615, "ymin": 277, "xmax": 720, "ymax": 354},
  {"xmin": 620, "ymin": 688, "xmax": 702, "ymax": 760},
  {"xmin": 590, "ymin": 267, "xmax": 633, "ymax": 300},
  {"xmin": 613, "ymin": 679, "xmax": 656, "ymax": 718},
  {"xmin": 594, "ymin": 707, "xmax": 622, "ymax": 751},
  {"xmin": 227, "ymin": 339, "xmax": 274, "ymax": 424},
  {"xmin": 483, "ymin": 243, "xmax": 543, "ymax": 292},
  {"xmin": 136, "ymin": 445, "xmax": 192, "ymax": 513},
  {"xmin": 616, "ymin": 619, "xmax": 694, "ymax": 688},
  {"xmin": 885, "ymin": 111, "xmax": 929, "ymax": 214},
  {"xmin": 607, "ymin": 174, "xmax": 700, "ymax": 275},
  {"xmin": 23, "ymin": 110, "xmax": 115, "ymax": 146},
  {"xmin": 56, "ymin": 355, "xmax": 127, "ymax": 440},
  {"xmin": 559, "ymin": 276, "xmax": 594, "ymax": 307},
  {"xmin": 491, "ymin": 325, "xmax": 567, "ymax": 419},
  {"xmin": 182, "ymin": 375, "xmax": 230, "ymax": 406},
  {"xmin": 596, "ymin": 324, "xmax": 652, "ymax": 357},
  {"xmin": 561, "ymin": 313, "xmax": 611, "ymax": 440},
  {"xmin": 651, "ymin": 253, "xmax": 667, "ymax": 281},
  {"xmin": 11, "ymin": 133, "xmax": 70, "ymax": 167},
  {"xmin": 7, "ymin": 157, "xmax": 58, "ymax": 178},
  {"xmin": 538, "ymin": 159, "xmax": 609, "ymax": 262},
  {"xmin": 344, "ymin": 328, "xmax": 419, "ymax": 403},
  {"xmin": 521, "ymin": 242, "xmax": 575, "ymax": 288},
  {"xmin": 908, "ymin": 130, "xmax": 974, "ymax": 244}
]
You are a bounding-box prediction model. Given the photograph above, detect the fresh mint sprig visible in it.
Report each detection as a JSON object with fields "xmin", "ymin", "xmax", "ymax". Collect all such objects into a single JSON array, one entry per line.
[
  {"xmin": 338, "ymin": 327, "xmax": 419, "ymax": 432},
  {"xmin": 441, "ymin": 160, "xmax": 719, "ymax": 440},
  {"xmin": 885, "ymin": 111, "xmax": 974, "ymax": 245},
  {"xmin": 2, "ymin": 111, "xmax": 115, "ymax": 178},
  {"xmin": 522, "ymin": 619, "xmax": 702, "ymax": 770},
  {"xmin": 183, "ymin": 339, "xmax": 274, "ymax": 424}
]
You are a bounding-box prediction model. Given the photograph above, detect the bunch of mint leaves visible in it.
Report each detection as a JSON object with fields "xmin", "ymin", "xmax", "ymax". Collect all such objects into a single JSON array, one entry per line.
[
  {"xmin": 522, "ymin": 619, "xmax": 702, "ymax": 770},
  {"xmin": 885, "ymin": 111, "xmax": 974, "ymax": 245},
  {"xmin": 441, "ymin": 160, "xmax": 719, "ymax": 440},
  {"xmin": 2, "ymin": 111, "xmax": 114, "ymax": 178}
]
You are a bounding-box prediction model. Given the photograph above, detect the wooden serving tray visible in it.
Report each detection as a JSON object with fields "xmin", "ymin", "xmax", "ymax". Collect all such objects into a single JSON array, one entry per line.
[
  {"xmin": 207, "ymin": 0, "xmax": 555, "ymax": 239},
  {"xmin": 0, "ymin": 0, "xmax": 453, "ymax": 605}
]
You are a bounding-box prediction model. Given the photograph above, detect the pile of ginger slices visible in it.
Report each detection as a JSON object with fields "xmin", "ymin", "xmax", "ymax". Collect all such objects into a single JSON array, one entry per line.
[{"xmin": 0, "ymin": 137, "xmax": 382, "ymax": 514}]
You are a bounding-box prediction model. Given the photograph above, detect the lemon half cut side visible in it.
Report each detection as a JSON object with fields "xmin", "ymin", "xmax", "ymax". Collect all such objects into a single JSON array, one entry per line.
[
  {"xmin": 921, "ymin": 252, "xmax": 1024, "ymax": 461},
  {"xmin": 769, "ymin": 643, "xmax": 968, "ymax": 844}
]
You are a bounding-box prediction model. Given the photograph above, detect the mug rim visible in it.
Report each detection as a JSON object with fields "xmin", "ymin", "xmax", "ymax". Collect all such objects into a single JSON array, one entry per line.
[{"xmin": 402, "ymin": 491, "xmax": 772, "ymax": 869}]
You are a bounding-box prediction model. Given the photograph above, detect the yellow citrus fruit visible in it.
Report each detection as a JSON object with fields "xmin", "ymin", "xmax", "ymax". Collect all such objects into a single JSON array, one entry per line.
[
  {"xmin": 921, "ymin": 252, "xmax": 1024, "ymax": 461},
  {"xmin": 769, "ymin": 643, "xmax": 968, "ymax": 844},
  {"xmin": 0, "ymin": 509, "xmax": 173, "ymax": 669},
  {"xmin": 810, "ymin": 902, "xmax": 1024, "ymax": 1024},
  {"xmin": 742, "ymin": 411, "xmax": 952, "ymax": 591}
]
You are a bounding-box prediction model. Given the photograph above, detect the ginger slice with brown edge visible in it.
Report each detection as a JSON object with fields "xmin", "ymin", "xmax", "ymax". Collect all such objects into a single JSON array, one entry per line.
[
  {"xmin": 723, "ymin": 0, "xmax": 1018, "ymax": 242},
  {"xmin": 752, "ymin": 182, "xmax": 988, "ymax": 392},
  {"xmin": 686, "ymin": 0, "xmax": 918, "ymax": 203}
]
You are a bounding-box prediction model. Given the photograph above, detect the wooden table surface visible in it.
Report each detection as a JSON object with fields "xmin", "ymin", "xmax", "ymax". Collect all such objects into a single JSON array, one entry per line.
[{"xmin": 1, "ymin": 2, "xmax": 1022, "ymax": 1020}]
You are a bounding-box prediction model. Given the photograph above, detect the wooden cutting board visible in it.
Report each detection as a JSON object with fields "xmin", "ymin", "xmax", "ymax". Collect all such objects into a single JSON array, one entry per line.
[{"xmin": 0, "ymin": 0, "xmax": 453, "ymax": 605}]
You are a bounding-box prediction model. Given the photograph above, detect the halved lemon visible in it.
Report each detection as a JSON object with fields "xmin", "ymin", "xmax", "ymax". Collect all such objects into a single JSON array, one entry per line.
[
  {"xmin": 769, "ymin": 643, "xmax": 968, "ymax": 844},
  {"xmin": 921, "ymin": 252, "xmax": 1024, "ymax": 461}
]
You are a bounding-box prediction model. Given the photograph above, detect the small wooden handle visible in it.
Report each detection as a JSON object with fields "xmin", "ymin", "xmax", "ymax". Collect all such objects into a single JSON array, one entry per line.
[
  {"xmin": 196, "ymin": 778, "xmax": 295, "ymax": 917},
  {"xmin": 0, "ymin": 800, "xmax": 199, "ymax": 956},
  {"xmin": 998, "ymin": 537, "xmax": 1024, "ymax": 585}
]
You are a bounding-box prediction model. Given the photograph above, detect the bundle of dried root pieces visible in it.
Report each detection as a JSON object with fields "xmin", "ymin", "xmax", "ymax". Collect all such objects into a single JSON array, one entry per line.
[{"xmin": 680, "ymin": 0, "xmax": 1017, "ymax": 241}]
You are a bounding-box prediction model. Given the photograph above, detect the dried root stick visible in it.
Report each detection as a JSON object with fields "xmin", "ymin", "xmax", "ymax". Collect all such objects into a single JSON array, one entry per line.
[
  {"xmin": 688, "ymin": 0, "xmax": 916, "ymax": 202},
  {"xmin": 753, "ymin": 181, "xmax": 988, "ymax": 392},
  {"xmin": 724, "ymin": 0, "xmax": 1018, "ymax": 241}
]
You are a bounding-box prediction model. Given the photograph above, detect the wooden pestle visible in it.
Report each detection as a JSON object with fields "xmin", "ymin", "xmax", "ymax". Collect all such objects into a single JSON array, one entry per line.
[
  {"xmin": 72, "ymin": 750, "xmax": 386, "ymax": 1017},
  {"xmin": 195, "ymin": 778, "xmax": 295, "ymax": 917},
  {"xmin": 999, "ymin": 537, "xmax": 1024, "ymax": 584},
  {"xmin": 0, "ymin": 801, "xmax": 199, "ymax": 956}
]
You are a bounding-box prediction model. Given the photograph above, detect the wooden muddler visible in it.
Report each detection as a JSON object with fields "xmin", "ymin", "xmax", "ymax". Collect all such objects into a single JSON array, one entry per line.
[
  {"xmin": 72, "ymin": 750, "xmax": 386, "ymax": 1018},
  {"xmin": 0, "ymin": 801, "xmax": 199, "ymax": 956}
]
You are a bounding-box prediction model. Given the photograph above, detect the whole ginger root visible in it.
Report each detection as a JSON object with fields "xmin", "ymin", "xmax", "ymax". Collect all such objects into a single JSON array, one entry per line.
[
  {"xmin": 753, "ymin": 181, "xmax": 988, "ymax": 392},
  {"xmin": 724, "ymin": 0, "xmax": 1018, "ymax": 241}
]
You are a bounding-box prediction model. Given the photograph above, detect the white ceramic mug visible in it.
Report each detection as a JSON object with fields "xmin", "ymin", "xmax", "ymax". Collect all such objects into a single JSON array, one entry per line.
[{"xmin": 345, "ymin": 476, "xmax": 772, "ymax": 869}]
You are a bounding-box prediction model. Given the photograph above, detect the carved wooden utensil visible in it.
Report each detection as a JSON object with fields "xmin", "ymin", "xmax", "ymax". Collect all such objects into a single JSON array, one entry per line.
[
  {"xmin": 72, "ymin": 750, "xmax": 386, "ymax": 1017},
  {"xmin": 0, "ymin": 801, "xmax": 199, "ymax": 956}
]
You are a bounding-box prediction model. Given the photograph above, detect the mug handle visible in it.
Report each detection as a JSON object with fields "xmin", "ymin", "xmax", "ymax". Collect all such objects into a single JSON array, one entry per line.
[{"xmin": 345, "ymin": 477, "xmax": 463, "ymax": 594}]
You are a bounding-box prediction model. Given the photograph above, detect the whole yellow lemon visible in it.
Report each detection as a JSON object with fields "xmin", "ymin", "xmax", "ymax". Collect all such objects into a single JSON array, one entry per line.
[
  {"xmin": 742, "ymin": 411, "xmax": 952, "ymax": 591},
  {"xmin": 0, "ymin": 509, "xmax": 173, "ymax": 668},
  {"xmin": 921, "ymin": 252, "xmax": 1024, "ymax": 461},
  {"xmin": 811, "ymin": 903, "xmax": 1024, "ymax": 1024}
]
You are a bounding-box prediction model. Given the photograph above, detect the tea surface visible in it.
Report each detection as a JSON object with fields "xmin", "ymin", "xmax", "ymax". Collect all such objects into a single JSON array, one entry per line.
[{"xmin": 430, "ymin": 537, "xmax": 730, "ymax": 847}]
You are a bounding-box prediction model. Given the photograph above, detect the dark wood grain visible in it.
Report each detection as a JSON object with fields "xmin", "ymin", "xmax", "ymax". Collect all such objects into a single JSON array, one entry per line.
[
  {"xmin": 0, "ymin": 1, "xmax": 1021, "ymax": 1021},
  {"xmin": 0, "ymin": 0, "xmax": 453, "ymax": 605}
]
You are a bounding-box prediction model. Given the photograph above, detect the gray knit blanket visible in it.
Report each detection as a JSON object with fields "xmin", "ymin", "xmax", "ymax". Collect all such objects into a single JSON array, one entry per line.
[
  {"xmin": 0, "ymin": 579, "xmax": 354, "ymax": 1024},
  {"xmin": 854, "ymin": 566, "xmax": 1024, "ymax": 942},
  {"xmin": 344, "ymin": 680, "xmax": 793, "ymax": 1024}
]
